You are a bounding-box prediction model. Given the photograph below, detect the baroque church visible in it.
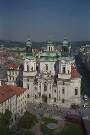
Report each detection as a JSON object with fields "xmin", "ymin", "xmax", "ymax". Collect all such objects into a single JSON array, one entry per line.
[{"xmin": 23, "ymin": 38, "xmax": 81, "ymax": 108}]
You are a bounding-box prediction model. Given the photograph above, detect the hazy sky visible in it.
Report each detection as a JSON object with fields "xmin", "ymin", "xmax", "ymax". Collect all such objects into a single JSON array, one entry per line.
[{"xmin": 0, "ymin": 0, "xmax": 90, "ymax": 41}]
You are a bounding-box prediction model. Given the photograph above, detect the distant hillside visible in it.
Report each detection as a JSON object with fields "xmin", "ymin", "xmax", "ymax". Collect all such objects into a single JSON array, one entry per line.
[{"xmin": 0, "ymin": 40, "xmax": 90, "ymax": 48}]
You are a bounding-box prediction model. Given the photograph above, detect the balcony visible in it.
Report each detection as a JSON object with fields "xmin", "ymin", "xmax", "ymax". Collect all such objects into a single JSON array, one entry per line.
[
  {"xmin": 58, "ymin": 73, "xmax": 71, "ymax": 79},
  {"xmin": 23, "ymin": 71, "xmax": 37, "ymax": 77}
]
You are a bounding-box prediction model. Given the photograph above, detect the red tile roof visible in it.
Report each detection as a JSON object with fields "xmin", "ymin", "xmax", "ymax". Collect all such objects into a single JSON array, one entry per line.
[
  {"xmin": 71, "ymin": 64, "xmax": 81, "ymax": 78},
  {"xmin": 0, "ymin": 85, "xmax": 26, "ymax": 103},
  {"xmin": 7, "ymin": 63, "xmax": 19, "ymax": 70}
]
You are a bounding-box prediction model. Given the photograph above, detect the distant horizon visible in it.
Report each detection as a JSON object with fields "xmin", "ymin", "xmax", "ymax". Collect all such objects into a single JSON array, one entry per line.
[{"xmin": 0, "ymin": 38, "xmax": 90, "ymax": 43}]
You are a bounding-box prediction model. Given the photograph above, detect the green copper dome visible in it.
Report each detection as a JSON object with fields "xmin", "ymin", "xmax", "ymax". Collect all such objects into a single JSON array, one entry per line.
[{"xmin": 40, "ymin": 51, "xmax": 58, "ymax": 62}]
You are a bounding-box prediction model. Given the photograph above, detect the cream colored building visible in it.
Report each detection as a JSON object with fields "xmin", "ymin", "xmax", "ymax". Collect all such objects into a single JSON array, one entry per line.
[
  {"xmin": 0, "ymin": 85, "xmax": 28, "ymax": 116},
  {"xmin": 7, "ymin": 63, "xmax": 19, "ymax": 85}
]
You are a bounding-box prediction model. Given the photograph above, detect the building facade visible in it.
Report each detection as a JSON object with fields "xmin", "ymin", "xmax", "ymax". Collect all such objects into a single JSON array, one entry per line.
[
  {"xmin": 0, "ymin": 85, "xmax": 28, "ymax": 116},
  {"xmin": 23, "ymin": 39, "xmax": 81, "ymax": 108}
]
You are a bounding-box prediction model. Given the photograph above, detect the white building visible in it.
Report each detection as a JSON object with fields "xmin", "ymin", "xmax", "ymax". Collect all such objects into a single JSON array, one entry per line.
[
  {"xmin": 0, "ymin": 84, "xmax": 28, "ymax": 116},
  {"xmin": 23, "ymin": 39, "xmax": 81, "ymax": 108},
  {"xmin": 7, "ymin": 63, "xmax": 19, "ymax": 86}
]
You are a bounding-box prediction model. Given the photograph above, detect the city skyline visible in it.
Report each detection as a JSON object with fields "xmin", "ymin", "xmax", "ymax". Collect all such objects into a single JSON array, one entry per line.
[{"xmin": 0, "ymin": 0, "xmax": 90, "ymax": 41}]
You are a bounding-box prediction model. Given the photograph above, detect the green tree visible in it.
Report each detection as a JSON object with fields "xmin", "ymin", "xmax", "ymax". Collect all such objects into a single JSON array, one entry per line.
[
  {"xmin": 0, "ymin": 109, "xmax": 12, "ymax": 127},
  {"xmin": 18, "ymin": 111, "xmax": 37, "ymax": 129}
]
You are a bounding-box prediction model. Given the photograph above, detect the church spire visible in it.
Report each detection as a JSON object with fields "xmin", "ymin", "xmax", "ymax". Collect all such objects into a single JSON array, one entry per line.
[
  {"xmin": 62, "ymin": 38, "xmax": 69, "ymax": 57},
  {"xmin": 26, "ymin": 38, "xmax": 32, "ymax": 53}
]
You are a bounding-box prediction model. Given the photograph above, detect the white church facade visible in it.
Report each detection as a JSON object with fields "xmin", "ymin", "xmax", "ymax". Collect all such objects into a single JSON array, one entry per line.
[{"xmin": 23, "ymin": 39, "xmax": 81, "ymax": 108}]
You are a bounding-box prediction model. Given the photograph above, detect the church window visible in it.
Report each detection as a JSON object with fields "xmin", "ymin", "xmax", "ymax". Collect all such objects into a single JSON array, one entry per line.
[
  {"xmin": 27, "ymin": 65, "xmax": 29, "ymax": 71},
  {"xmin": 45, "ymin": 64, "xmax": 48, "ymax": 71},
  {"xmin": 62, "ymin": 99, "xmax": 65, "ymax": 103},
  {"xmin": 31, "ymin": 67, "xmax": 33, "ymax": 71},
  {"xmin": 62, "ymin": 88, "xmax": 65, "ymax": 94},
  {"xmin": 49, "ymin": 94, "xmax": 51, "ymax": 98},
  {"xmin": 75, "ymin": 88, "xmax": 78, "ymax": 95},
  {"xmin": 54, "ymin": 98, "xmax": 56, "ymax": 102},
  {"xmin": 44, "ymin": 83, "xmax": 47, "ymax": 91},
  {"xmin": 51, "ymin": 47, "xmax": 52, "ymax": 51},
  {"xmin": 49, "ymin": 46, "xmax": 50, "ymax": 51},
  {"xmin": 62, "ymin": 67, "xmax": 65, "ymax": 74},
  {"xmin": 68, "ymin": 70, "xmax": 70, "ymax": 74},
  {"xmin": 35, "ymin": 95, "xmax": 37, "ymax": 99},
  {"xmin": 39, "ymin": 83, "xmax": 41, "ymax": 89},
  {"xmin": 54, "ymin": 89, "xmax": 56, "ymax": 93}
]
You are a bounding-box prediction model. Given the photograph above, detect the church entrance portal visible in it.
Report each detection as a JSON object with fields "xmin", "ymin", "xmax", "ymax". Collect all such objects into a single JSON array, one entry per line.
[{"xmin": 42, "ymin": 95, "xmax": 47, "ymax": 103}]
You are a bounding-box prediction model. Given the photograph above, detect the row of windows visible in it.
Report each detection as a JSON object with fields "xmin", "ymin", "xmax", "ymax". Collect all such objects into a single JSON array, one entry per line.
[
  {"xmin": 9, "ymin": 76, "xmax": 15, "ymax": 81},
  {"xmin": 44, "ymin": 86, "xmax": 78, "ymax": 96},
  {"xmin": 27, "ymin": 64, "xmax": 36, "ymax": 72},
  {"xmin": 34, "ymin": 94, "xmax": 65, "ymax": 104},
  {"xmin": 9, "ymin": 71, "xmax": 17, "ymax": 75},
  {"xmin": 62, "ymin": 67, "xmax": 70, "ymax": 74}
]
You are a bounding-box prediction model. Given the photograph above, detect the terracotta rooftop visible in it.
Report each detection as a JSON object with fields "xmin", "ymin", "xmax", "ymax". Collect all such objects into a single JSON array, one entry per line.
[
  {"xmin": 7, "ymin": 63, "xmax": 19, "ymax": 70},
  {"xmin": 71, "ymin": 64, "xmax": 81, "ymax": 78},
  {"xmin": 0, "ymin": 85, "xmax": 26, "ymax": 103}
]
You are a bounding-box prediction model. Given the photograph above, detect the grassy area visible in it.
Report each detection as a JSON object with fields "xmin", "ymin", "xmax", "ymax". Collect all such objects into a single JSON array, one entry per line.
[
  {"xmin": 60, "ymin": 122, "xmax": 84, "ymax": 135},
  {"xmin": 41, "ymin": 121, "xmax": 84, "ymax": 135}
]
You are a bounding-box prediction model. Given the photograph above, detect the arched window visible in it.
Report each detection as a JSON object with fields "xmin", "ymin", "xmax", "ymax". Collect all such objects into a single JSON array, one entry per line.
[
  {"xmin": 62, "ymin": 67, "xmax": 65, "ymax": 74},
  {"xmin": 51, "ymin": 47, "xmax": 52, "ymax": 51},
  {"xmin": 49, "ymin": 46, "xmax": 50, "ymax": 51},
  {"xmin": 44, "ymin": 82, "xmax": 47, "ymax": 91},
  {"xmin": 27, "ymin": 65, "xmax": 29, "ymax": 71},
  {"xmin": 31, "ymin": 67, "xmax": 33, "ymax": 71},
  {"xmin": 45, "ymin": 64, "xmax": 48, "ymax": 71}
]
